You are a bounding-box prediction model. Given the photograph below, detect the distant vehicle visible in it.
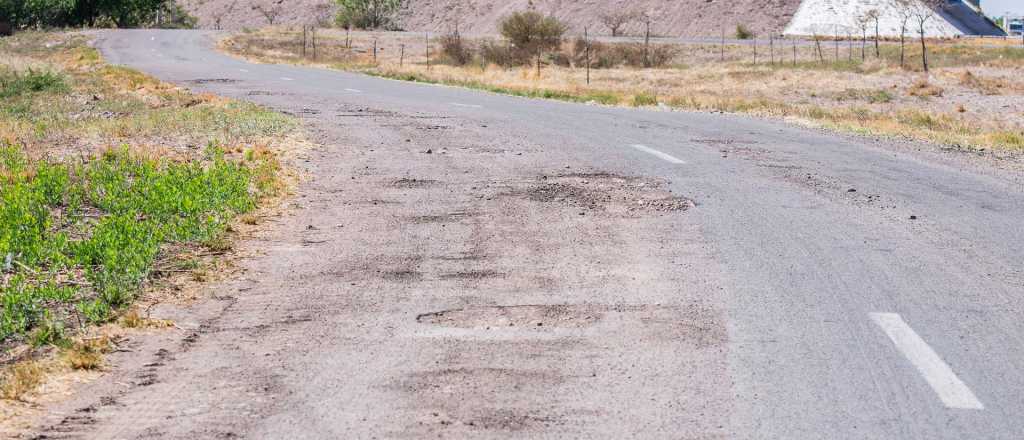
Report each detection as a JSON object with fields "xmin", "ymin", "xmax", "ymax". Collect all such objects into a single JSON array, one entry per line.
[{"xmin": 0, "ymin": 21, "xmax": 12, "ymax": 37}]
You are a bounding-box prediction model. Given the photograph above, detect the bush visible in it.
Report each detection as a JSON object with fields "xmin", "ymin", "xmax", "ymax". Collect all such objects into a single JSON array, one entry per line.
[
  {"xmin": 570, "ymin": 41, "xmax": 676, "ymax": 69},
  {"xmin": 440, "ymin": 32, "xmax": 473, "ymax": 66},
  {"xmin": 479, "ymin": 39, "xmax": 515, "ymax": 67},
  {"xmin": 335, "ymin": 0, "xmax": 403, "ymax": 30},
  {"xmin": 499, "ymin": 11, "xmax": 567, "ymax": 63},
  {"xmin": 633, "ymin": 92, "xmax": 658, "ymax": 107},
  {"xmin": 735, "ymin": 24, "xmax": 753, "ymax": 40}
]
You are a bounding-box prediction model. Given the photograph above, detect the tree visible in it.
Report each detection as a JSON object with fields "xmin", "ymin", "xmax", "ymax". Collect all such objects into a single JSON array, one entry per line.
[
  {"xmin": 211, "ymin": 0, "xmax": 238, "ymax": 30},
  {"xmin": 2, "ymin": 0, "xmax": 176, "ymax": 29},
  {"xmin": 598, "ymin": 10, "xmax": 634, "ymax": 37},
  {"xmin": 498, "ymin": 10, "xmax": 566, "ymax": 63},
  {"xmin": 856, "ymin": 14, "xmax": 869, "ymax": 60},
  {"xmin": 335, "ymin": 0, "xmax": 404, "ymax": 29},
  {"xmin": 312, "ymin": 3, "xmax": 334, "ymax": 27},
  {"xmin": 865, "ymin": 9, "xmax": 881, "ymax": 57},
  {"xmin": 909, "ymin": 0, "xmax": 946, "ymax": 72},
  {"xmin": 895, "ymin": 0, "xmax": 914, "ymax": 67},
  {"xmin": 251, "ymin": 0, "xmax": 283, "ymax": 25}
]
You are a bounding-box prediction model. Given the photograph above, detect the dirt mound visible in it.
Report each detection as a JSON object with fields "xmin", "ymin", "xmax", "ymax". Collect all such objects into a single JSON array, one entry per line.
[{"xmin": 181, "ymin": 0, "xmax": 802, "ymax": 37}]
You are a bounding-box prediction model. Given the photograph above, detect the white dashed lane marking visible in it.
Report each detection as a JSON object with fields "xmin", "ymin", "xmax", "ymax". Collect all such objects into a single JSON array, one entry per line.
[
  {"xmin": 451, "ymin": 102, "xmax": 483, "ymax": 109},
  {"xmin": 870, "ymin": 313, "xmax": 984, "ymax": 410},
  {"xmin": 630, "ymin": 144, "xmax": 686, "ymax": 164}
]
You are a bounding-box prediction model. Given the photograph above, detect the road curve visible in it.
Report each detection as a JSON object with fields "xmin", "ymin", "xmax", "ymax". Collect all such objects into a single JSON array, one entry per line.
[{"xmin": 33, "ymin": 30, "xmax": 1024, "ymax": 439}]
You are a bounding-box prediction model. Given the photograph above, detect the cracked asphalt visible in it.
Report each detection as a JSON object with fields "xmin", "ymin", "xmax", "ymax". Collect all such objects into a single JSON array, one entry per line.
[{"xmin": 27, "ymin": 30, "xmax": 1024, "ymax": 439}]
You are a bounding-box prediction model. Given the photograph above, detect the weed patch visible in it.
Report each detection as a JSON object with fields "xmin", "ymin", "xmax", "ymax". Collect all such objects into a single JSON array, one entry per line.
[{"xmin": 0, "ymin": 144, "xmax": 277, "ymax": 340}]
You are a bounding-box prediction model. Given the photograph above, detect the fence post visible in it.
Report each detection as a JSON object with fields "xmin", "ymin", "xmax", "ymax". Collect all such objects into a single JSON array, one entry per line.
[
  {"xmin": 770, "ymin": 34, "xmax": 774, "ymax": 65},
  {"xmin": 400, "ymin": 43, "xmax": 405, "ymax": 68},
  {"xmin": 835, "ymin": 26, "xmax": 840, "ymax": 62},
  {"xmin": 301, "ymin": 26, "xmax": 307, "ymax": 58},
  {"xmin": 426, "ymin": 32, "xmax": 431, "ymax": 71},
  {"xmin": 753, "ymin": 35, "xmax": 757, "ymax": 65},
  {"xmin": 720, "ymin": 27, "xmax": 725, "ymax": 62},
  {"xmin": 312, "ymin": 27, "xmax": 318, "ymax": 60},
  {"xmin": 585, "ymin": 26, "xmax": 591, "ymax": 85},
  {"xmin": 792, "ymin": 38, "xmax": 797, "ymax": 66},
  {"xmin": 373, "ymin": 39, "xmax": 378, "ymax": 64}
]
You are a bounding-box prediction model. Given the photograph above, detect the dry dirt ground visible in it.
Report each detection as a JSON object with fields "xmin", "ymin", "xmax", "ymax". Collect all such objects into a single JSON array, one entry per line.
[
  {"xmin": 181, "ymin": 0, "xmax": 801, "ymax": 36},
  {"xmin": 22, "ymin": 70, "xmax": 732, "ymax": 438}
]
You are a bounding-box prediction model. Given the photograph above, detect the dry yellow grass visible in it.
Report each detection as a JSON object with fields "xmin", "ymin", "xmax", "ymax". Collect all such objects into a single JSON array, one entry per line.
[{"xmin": 0, "ymin": 362, "xmax": 47, "ymax": 401}]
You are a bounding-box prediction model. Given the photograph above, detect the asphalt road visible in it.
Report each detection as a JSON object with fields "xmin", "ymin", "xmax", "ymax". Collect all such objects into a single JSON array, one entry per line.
[{"xmin": 33, "ymin": 30, "xmax": 1024, "ymax": 439}]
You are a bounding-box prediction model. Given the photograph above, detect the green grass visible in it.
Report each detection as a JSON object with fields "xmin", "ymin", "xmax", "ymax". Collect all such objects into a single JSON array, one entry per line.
[
  {"xmin": 0, "ymin": 142, "xmax": 277, "ymax": 342},
  {"xmin": 0, "ymin": 69, "xmax": 68, "ymax": 99}
]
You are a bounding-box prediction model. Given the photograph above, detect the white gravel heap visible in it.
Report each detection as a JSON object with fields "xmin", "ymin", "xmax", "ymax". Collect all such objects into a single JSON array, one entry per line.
[{"xmin": 784, "ymin": 0, "xmax": 1004, "ymax": 37}]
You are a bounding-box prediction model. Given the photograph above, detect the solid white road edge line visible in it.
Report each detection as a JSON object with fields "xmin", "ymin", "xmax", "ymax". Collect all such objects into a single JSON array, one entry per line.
[
  {"xmin": 870, "ymin": 312, "xmax": 984, "ymax": 410},
  {"xmin": 344, "ymin": 88, "xmax": 363, "ymax": 93},
  {"xmin": 451, "ymin": 102, "xmax": 483, "ymax": 108},
  {"xmin": 630, "ymin": 144, "xmax": 686, "ymax": 164},
  {"xmin": 281, "ymin": 77, "xmax": 295, "ymax": 81}
]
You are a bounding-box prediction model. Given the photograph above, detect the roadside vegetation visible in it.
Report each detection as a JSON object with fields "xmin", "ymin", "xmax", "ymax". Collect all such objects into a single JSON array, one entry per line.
[
  {"xmin": 0, "ymin": 0, "xmax": 195, "ymax": 30},
  {"xmin": 224, "ymin": 14, "xmax": 1024, "ymax": 154},
  {"xmin": 0, "ymin": 32, "xmax": 294, "ymax": 402}
]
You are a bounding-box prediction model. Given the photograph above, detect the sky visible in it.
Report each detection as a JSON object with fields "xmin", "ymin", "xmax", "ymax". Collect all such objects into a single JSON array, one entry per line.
[{"xmin": 983, "ymin": 0, "xmax": 1024, "ymax": 16}]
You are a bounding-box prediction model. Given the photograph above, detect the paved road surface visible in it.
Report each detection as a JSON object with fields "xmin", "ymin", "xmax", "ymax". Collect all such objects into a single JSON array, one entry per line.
[{"xmin": 32, "ymin": 30, "xmax": 1024, "ymax": 439}]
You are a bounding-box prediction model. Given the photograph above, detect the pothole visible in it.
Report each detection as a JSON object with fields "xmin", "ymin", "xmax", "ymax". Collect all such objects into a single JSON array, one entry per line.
[
  {"xmin": 187, "ymin": 78, "xmax": 239, "ymax": 85},
  {"xmin": 394, "ymin": 367, "xmax": 564, "ymax": 395},
  {"xmin": 417, "ymin": 304, "xmax": 728, "ymax": 346},
  {"xmin": 417, "ymin": 305, "xmax": 604, "ymax": 329},
  {"xmin": 389, "ymin": 178, "xmax": 440, "ymax": 189},
  {"xmin": 509, "ymin": 171, "xmax": 693, "ymax": 216},
  {"xmin": 438, "ymin": 270, "xmax": 504, "ymax": 280},
  {"xmin": 409, "ymin": 211, "xmax": 476, "ymax": 224},
  {"xmin": 380, "ymin": 270, "xmax": 422, "ymax": 282}
]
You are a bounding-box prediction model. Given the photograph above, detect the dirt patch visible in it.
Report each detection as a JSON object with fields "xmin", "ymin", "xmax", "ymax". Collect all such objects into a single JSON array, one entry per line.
[
  {"xmin": 510, "ymin": 172, "xmax": 693, "ymax": 217},
  {"xmin": 417, "ymin": 305, "xmax": 605, "ymax": 329}
]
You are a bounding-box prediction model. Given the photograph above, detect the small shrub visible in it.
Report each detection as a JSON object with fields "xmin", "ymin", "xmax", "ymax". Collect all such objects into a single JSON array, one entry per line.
[
  {"xmin": 632, "ymin": 92, "xmax": 658, "ymax": 107},
  {"xmin": 28, "ymin": 312, "xmax": 66, "ymax": 347},
  {"xmin": 868, "ymin": 89, "xmax": 894, "ymax": 104},
  {"xmin": 907, "ymin": 79, "xmax": 943, "ymax": 98},
  {"xmin": 479, "ymin": 39, "xmax": 515, "ymax": 66},
  {"xmin": 63, "ymin": 338, "xmax": 110, "ymax": 370},
  {"xmin": 958, "ymin": 70, "xmax": 1003, "ymax": 95},
  {"xmin": 499, "ymin": 11, "xmax": 567, "ymax": 63},
  {"xmin": 0, "ymin": 361, "xmax": 46, "ymax": 401},
  {"xmin": 335, "ymin": 0, "xmax": 403, "ymax": 30},
  {"xmin": 735, "ymin": 25, "xmax": 754, "ymax": 40},
  {"xmin": 440, "ymin": 33, "xmax": 473, "ymax": 66}
]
